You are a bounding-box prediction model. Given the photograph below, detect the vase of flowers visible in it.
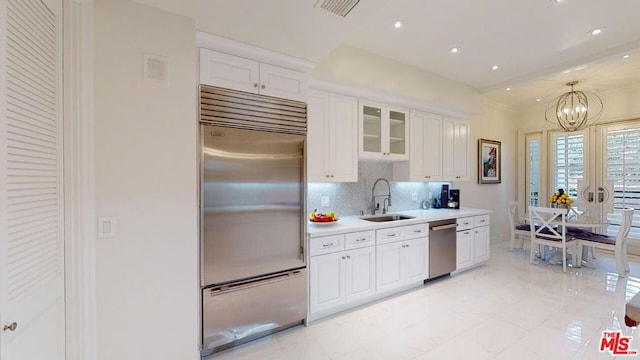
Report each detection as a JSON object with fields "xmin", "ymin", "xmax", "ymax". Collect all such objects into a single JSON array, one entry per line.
[{"xmin": 548, "ymin": 188, "xmax": 573, "ymax": 208}]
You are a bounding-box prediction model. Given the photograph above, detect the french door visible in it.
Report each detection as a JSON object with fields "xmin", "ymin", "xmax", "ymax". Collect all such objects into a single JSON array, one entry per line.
[{"xmin": 524, "ymin": 120, "xmax": 640, "ymax": 240}]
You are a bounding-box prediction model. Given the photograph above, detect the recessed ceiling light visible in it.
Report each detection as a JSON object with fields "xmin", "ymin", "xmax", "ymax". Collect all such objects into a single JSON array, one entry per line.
[
  {"xmin": 536, "ymin": 98, "xmax": 541, "ymax": 102},
  {"xmin": 491, "ymin": 65, "xmax": 499, "ymax": 70},
  {"xmin": 450, "ymin": 47, "xmax": 460, "ymax": 54},
  {"xmin": 505, "ymin": 87, "xmax": 511, "ymax": 91},
  {"xmin": 590, "ymin": 27, "xmax": 605, "ymax": 35},
  {"xmin": 393, "ymin": 20, "xmax": 403, "ymax": 29},
  {"xmin": 621, "ymin": 54, "xmax": 631, "ymax": 59}
]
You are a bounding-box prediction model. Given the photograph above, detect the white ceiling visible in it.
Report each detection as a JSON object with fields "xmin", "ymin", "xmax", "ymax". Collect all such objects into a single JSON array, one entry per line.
[{"xmin": 136, "ymin": 0, "xmax": 640, "ymax": 109}]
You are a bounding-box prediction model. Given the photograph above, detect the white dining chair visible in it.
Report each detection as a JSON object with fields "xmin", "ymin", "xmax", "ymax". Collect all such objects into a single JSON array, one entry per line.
[
  {"xmin": 508, "ymin": 201, "xmax": 530, "ymax": 251},
  {"xmin": 574, "ymin": 208, "xmax": 634, "ymax": 277},
  {"xmin": 528, "ymin": 206, "xmax": 578, "ymax": 273}
]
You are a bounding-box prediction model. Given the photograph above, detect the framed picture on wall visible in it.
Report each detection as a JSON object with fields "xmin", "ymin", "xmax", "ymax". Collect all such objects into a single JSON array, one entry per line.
[{"xmin": 478, "ymin": 139, "xmax": 501, "ymax": 184}]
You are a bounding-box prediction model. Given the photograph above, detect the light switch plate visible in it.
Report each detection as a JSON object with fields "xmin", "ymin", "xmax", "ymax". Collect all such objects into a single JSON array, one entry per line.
[{"xmin": 98, "ymin": 217, "xmax": 116, "ymax": 238}]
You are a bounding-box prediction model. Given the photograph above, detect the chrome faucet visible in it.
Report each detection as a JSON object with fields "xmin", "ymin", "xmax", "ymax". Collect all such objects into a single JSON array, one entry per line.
[{"xmin": 371, "ymin": 178, "xmax": 391, "ymax": 215}]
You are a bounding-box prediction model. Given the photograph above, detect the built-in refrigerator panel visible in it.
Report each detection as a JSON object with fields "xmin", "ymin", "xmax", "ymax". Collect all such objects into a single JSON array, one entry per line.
[
  {"xmin": 200, "ymin": 124, "xmax": 305, "ymax": 286},
  {"xmin": 201, "ymin": 268, "xmax": 306, "ymax": 357}
]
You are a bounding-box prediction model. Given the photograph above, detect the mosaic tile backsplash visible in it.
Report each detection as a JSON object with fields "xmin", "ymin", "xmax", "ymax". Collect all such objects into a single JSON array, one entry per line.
[{"xmin": 307, "ymin": 161, "xmax": 452, "ymax": 216}]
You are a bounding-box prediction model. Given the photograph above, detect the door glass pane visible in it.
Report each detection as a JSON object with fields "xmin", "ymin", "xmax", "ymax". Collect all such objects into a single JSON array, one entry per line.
[
  {"xmin": 526, "ymin": 135, "xmax": 540, "ymax": 207},
  {"xmin": 362, "ymin": 105, "xmax": 381, "ymax": 153},
  {"xmin": 605, "ymin": 127, "xmax": 640, "ymax": 237},
  {"xmin": 554, "ymin": 133, "xmax": 584, "ymax": 199},
  {"xmin": 389, "ymin": 110, "xmax": 406, "ymax": 155}
]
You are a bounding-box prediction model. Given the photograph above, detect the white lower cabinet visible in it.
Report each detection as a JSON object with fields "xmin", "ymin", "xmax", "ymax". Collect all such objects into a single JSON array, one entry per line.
[
  {"xmin": 376, "ymin": 237, "xmax": 428, "ymax": 294},
  {"xmin": 309, "ymin": 231, "xmax": 375, "ymax": 314},
  {"xmin": 456, "ymin": 215, "xmax": 491, "ymax": 271}
]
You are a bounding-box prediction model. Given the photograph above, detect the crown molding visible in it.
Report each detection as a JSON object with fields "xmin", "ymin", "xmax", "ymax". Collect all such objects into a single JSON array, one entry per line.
[{"xmin": 196, "ymin": 31, "xmax": 316, "ymax": 73}]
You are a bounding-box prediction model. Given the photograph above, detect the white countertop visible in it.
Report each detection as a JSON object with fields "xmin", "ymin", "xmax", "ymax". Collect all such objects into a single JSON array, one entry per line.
[{"xmin": 307, "ymin": 207, "xmax": 492, "ymax": 237}]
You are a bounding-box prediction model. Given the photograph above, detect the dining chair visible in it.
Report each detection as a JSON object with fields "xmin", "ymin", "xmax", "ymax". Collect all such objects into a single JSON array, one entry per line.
[
  {"xmin": 508, "ymin": 201, "xmax": 530, "ymax": 251},
  {"xmin": 528, "ymin": 206, "xmax": 577, "ymax": 273},
  {"xmin": 573, "ymin": 208, "xmax": 634, "ymax": 277}
]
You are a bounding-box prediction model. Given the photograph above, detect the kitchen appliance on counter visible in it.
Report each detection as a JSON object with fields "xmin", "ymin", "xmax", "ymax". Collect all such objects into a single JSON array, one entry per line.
[
  {"xmin": 199, "ymin": 86, "xmax": 307, "ymax": 357},
  {"xmin": 448, "ymin": 189, "xmax": 460, "ymax": 209},
  {"xmin": 428, "ymin": 219, "xmax": 457, "ymax": 279}
]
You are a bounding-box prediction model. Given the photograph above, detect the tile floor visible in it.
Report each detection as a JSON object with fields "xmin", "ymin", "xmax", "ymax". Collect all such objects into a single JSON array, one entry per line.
[{"xmin": 211, "ymin": 241, "xmax": 640, "ymax": 359}]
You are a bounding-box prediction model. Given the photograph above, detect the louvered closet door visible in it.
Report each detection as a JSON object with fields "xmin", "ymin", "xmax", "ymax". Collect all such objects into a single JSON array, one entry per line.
[{"xmin": 0, "ymin": 0, "xmax": 64, "ymax": 359}]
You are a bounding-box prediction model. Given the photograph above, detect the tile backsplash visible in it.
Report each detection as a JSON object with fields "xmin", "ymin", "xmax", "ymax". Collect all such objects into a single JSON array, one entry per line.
[{"xmin": 308, "ymin": 161, "xmax": 452, "ymax": 216}]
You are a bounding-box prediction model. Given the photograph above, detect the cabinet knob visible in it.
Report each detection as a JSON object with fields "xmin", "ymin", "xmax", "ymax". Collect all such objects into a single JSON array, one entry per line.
[
  {"xmin": 347, "ymin": 255, "xmax": 351, "ymax": 259},
  {"xmin": 331, "ymin": 175, "xmax": 334, "ymax": 178},
  {"xmin": 425, "ymin": 176, "xmax": 430, "ymax": 179},
  {"xmin": 326, "ymin": 175, "xmax": 330, "ymax": 178},
  {"xmin": 253, "ymin": 83, "xmax": 258, "ymax": 88},
  {"xmin": 261, "ymin": 84, "xmax": 266, "ymax": 89},
  {"xmin": 3, "ymin": 322, "xmax": 17, "ymax": 332}
]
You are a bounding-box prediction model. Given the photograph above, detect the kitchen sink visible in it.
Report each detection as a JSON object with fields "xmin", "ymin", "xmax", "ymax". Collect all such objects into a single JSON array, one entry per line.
[{"xmin": 360, "ymin": 214, "xmax": 415, "ymax": 222}]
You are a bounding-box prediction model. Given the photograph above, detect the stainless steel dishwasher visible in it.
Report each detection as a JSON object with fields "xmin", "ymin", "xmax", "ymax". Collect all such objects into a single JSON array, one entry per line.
[{"xmin": 429, "ymin": 219, "xmax": 458, "ymax": 279}]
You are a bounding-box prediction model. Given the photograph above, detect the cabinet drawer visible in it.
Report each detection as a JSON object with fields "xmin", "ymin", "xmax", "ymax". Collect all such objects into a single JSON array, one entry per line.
[
  {"xmin": 376, "ymin": 226, "xmax": 404, "ymax": 245},
  {"xmin": 456, "ymin": 216, "xmax": 473, "ymax": 231},
  {"xmin": 404, "ymin": 223, "xmax": 428, "ymax": 239},
  {"xmin": 310, "ymin": 234, "xmax": 344, "ymax": 256},
  {"xmin": 345, "ymin": 230, "xmax": 375, "ymax": 250},
  {"xmin": 474, "ymin": 215, "xmax": 490, "ymax": 227}
]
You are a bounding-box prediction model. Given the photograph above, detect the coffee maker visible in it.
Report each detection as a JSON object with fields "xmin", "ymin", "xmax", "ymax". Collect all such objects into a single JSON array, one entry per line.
[{"xmin": 448, "ymin": 189, "xmax": 460, "ymax": 209}]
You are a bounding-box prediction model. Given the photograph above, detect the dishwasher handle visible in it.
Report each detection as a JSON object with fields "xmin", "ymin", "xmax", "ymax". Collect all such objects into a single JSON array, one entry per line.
[{"xmin": 431, "ymin": 223, "xmax": 458, "ymax": 231}]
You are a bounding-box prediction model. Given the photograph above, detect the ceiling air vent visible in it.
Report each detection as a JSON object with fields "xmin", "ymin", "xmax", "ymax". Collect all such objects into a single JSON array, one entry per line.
[{"xmin": 319, "ymin": 0, "xmax": 360, "ymax": 17}]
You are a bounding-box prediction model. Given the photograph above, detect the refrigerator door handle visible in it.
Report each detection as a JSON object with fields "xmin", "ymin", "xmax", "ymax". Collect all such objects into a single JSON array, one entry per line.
[{"xmin": 209, "ymin": 270, "xmax": 304, "ymax": 296}]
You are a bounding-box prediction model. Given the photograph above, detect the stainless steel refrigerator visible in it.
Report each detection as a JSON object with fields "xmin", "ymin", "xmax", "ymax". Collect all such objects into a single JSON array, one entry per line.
[{"xmin": 199, "ymin": 86, "xmax": 307, "ymax": 357}]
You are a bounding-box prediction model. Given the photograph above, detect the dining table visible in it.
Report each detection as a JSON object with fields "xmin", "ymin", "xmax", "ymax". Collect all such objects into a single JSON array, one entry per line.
[{"xmin": 537, "ymin": 205, "xmax": 610, "ymax": 268}]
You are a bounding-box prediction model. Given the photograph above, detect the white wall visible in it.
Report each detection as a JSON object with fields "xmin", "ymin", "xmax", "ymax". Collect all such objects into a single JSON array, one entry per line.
[
  {"xmin": 94, "ymin": 1, "xmax": 199, "ymax": 359},
  {"xmin": 313, "ymin": 45, "xmax": 483, "ymax": 116},
  {"xmin": 457, "ymin": 102, "xmax": 518, "ymax": 244}
]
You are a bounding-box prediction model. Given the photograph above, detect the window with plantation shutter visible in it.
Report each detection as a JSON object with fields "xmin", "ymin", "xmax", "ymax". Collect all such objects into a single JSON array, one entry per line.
[
  {"xmin": 552, "ymin": 133, "xmax": 584, "ymax": 199},
  {"xmin": 605, "ymin": 126, "xmax": 640, "ymax": 238}
]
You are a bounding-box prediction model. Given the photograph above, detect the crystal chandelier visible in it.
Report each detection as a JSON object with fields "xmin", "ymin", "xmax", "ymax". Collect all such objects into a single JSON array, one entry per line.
[{"xmin": 544, "ymin": 81, "xmax": 603, "ymax": 132}]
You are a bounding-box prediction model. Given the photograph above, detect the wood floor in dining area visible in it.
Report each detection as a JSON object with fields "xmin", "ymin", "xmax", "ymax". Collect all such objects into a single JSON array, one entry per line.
[{"xmin": 210, "ymin": 241, "xmax": 640, "ymax": 360}]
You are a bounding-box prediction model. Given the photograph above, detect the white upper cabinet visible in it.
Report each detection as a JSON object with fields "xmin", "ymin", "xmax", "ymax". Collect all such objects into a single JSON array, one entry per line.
[
  {"xmin": 199, "ymin": 48, "xmax": 307, "ymax": 102},
  {"xmin": 394, "ymin": 110, "xmax": 443, "ymax": 181},
  {"xmin": 442, "ymin": 117, "xmax": 470, "ymax": 181},
  {"xmin": 307, "ymin": 90, "xmax": 358, "ymax": 182},
  {"xmin": 359, "ymin": 100, "xmax": 409, "ymax": 161}
]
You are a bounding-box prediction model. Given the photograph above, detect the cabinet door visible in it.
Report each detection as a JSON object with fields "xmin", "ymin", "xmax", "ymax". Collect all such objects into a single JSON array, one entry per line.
[
  {"xmin": 309, "ymin": 253, "xmax": 344, "ymax": 313},
  {"xmin": 456, "ymin": 229, "xmax": 474, "ymax": 271},
  {"xmin": 344, "ymin": 247, "xmax": 376, "ymax": 303},
  {"xmin": 259, "ymin": 63, "xmax": 307, "ymax": 102},
  {"xmin": 454, "ymin": 121, "xmax": 470, "ymax": 181},
  {"xmin": 307, "ymin": 90, "xmax": 330, "ymax": 181},
  {"xmin": 199, "ymin": 49, "xmax": 259, "ymax": 93},
  {"xmin": 404, "ymin": 237, "xmax": 428, "ymax": 282},
  {"xmin": 423, "ymin": 113, "xmax": 443, "ymax": 179},
  {"xmin": 474, "ymin": 226, "xmax": 490, "ymax": 263},
  {"xmin": 387, "ymin": 106, "xmax": 409, "ymax": 160},
  {"xmin": 442, "ymin": 118, "xmax": 456, "ymax": 180},
  {"xmin": 376, "ymin": 242, "xmax": 403, "ymax": 293},
  {"xmin": 330, "ymin": 93, "xmax": 358, "ymax": 182},
  {"xmin": 442, "ymin": 118, "xmax": 470, "ymax": 181},
  {"xmin": 359, "ymin": 100, "xmax": 384, "ymax": 159}
]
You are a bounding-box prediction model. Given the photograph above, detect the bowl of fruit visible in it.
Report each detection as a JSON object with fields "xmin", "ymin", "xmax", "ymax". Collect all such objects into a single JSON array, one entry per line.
[{"xmin": 309, "ymin": 209, "xmax": 338, "ymax": 225}]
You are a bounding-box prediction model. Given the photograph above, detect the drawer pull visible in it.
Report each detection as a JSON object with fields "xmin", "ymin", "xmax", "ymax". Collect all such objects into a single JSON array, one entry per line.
[
  {"xmin": 322, "ymin": 243, "xmax": 335, "ymax": 248},
  {"xmin": 387, "ymin": 233, "xmax": 397, "ymax": 237},
  {"xmin": 479, "ymin": 219, "xmax": 486, "ymax": 223},
  {"xmin": 413, "ymin": 229, "xmax": 423, "ymax": 233},
  {"xmin": 355, "ymin": 238, "xmax": 367, "ymax": 242}
]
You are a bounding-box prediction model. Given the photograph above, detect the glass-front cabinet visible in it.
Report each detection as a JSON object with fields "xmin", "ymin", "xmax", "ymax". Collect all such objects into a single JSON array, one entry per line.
[{"xmin": 359, "ymin": 100, "xmax": 409, "ymax": 160}]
